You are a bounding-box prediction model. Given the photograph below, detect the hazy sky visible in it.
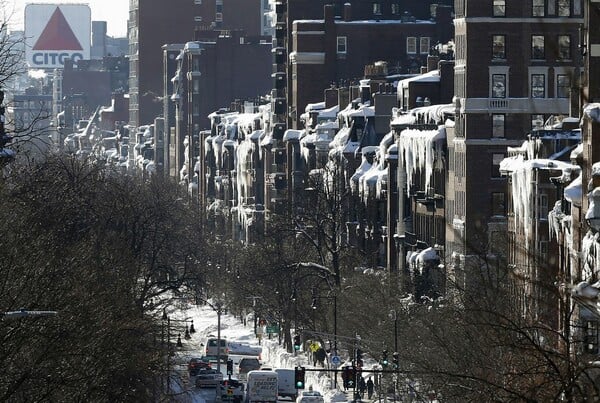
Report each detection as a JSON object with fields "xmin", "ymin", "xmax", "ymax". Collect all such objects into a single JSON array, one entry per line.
[{"xmin": 8, "ymin": 0, "xmax": 129, "ymax": 38}]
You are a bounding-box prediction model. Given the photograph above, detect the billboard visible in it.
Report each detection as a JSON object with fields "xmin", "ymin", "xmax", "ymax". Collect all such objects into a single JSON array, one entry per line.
[{"xmin": 25, "ymin": 4, "xmax": 91, "ymax": 69}]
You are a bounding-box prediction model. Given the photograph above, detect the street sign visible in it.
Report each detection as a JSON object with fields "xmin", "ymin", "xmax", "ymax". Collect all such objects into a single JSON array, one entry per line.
[
  {"xmin": 266, "ymin": 325, "xmax": 279, "ymax": 334},
  {"xmin": 331, "ymin": 355, "xmax": 341, "ymax": 366}
]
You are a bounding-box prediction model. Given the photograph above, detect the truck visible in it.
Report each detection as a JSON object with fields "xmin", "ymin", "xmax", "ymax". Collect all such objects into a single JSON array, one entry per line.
[
  {"xmin": 245, "ymin": 370, "xmax": 278, "ymax": 403},
  {"xmin": 274, "ymin": 368, "xmax": 297, "ymax": 400}
]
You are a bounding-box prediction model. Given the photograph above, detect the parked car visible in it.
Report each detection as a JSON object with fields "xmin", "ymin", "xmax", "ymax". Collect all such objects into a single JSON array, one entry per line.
[
  {"xmin": 195, "ymin": 368, "xmax": 224, "ymax": 388},
  {"xmin": 296, "ymin": 390, "xmax": 324, "ymax": 403},
  {"xmin": 238, "ymin": 357, "xmax": 261, "ymax": 379},
  {"xmin": 188, "ymin": 357, "xmax": 211, "ymax": 376},
  {"xmin": 220, "ymin": 378, "xmax": 244, "ymax": 403}
]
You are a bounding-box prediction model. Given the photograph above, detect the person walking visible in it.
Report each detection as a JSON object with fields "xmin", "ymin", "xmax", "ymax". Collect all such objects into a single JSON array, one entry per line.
[
  {"xmin": 358, "ymin": 376, "xmax": 366, "ymax": 399},
  {"xmin": 366, "ymin": 377, "xmax": 374, "ymax": 399}
]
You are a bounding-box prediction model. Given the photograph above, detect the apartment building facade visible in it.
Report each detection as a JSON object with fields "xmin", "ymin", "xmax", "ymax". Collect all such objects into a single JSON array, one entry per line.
[{"xmin": 448, "ymin": 0, "xmax": 583, "ymax": 290}]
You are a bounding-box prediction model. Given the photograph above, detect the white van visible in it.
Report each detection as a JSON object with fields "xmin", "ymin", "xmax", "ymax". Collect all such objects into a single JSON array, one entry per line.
[
  {"xmin": 246, "ymin": 370, "xmax": 278, "ymax": 403},
  {"xmin": 202, "ymin": 336, "xmax": 229, "ymax": 359},
  {"xmin": 274, "ymin": 368, "xmax": 297, "ymax": 400}
]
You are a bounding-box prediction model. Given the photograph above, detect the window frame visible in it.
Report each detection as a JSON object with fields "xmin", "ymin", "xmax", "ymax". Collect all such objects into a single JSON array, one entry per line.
[
  {"xmin": 492, "ymin": 114, "xmax": 505, "ymax": 138},
  {"xmin": 531, "ymin": 74, "xmax": 546, "ymax": 98},
  {"xmin": 557, "ymin": 0, "xmax": 570, "ymax": 16},
  {"xmin": 492, "ymin": 154, "xmax": 505, "ymax": 179},
  {"xmin": 492, "ymin": 74, "xmax": 507, "ymax": 98},
  {"xmin": 419, "ymin": 37, "xmax": 430, "ymax": 55},
  {"xmin": 373, "ymin": 2, "xmax": 382, "ymax": 15},
  {"xmin": 337, "ymin": 36, "xmax": 347, "ymax": 54},
  {"xmin": 491, "ymin": 191, "xmax": 506, "ymax": 214},
  {"xmin": 532, "ymin": 35, "xmax": 545, "ymax": 60},
  {"xmin": 533, "ymin": 0, "xmax": 545, "ymax": 16},
  {"xmin": 407, "ymin": 37, "xmax": 417, "ymax": 54},
  {"xmin": 492, "ymin": 34, "xmax": 506, "ymax": 60},
  {"xmin": 558, "ymin": 35, "xmax": 571, "ymax": 60},
  {"xmin": 493, "ymin": 0, "xmax": 506, "ymax": 17},
  {"xmin": 557, "ymin": 74, "xmax": 571, "ymax": 98}
]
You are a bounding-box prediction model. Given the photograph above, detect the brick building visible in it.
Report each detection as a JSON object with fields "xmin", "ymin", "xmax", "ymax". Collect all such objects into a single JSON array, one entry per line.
[
  {"xmin": 128, "ymin": 0, "xmax": 268, "ymax": 130},
  {"xmin": 447, "ymin": 0, "xmax": 583, "ymax": 290}
]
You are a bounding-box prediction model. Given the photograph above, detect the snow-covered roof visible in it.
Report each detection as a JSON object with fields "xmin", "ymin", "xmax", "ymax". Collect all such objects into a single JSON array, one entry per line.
[
  {"xmin": 283, "ymin": 129, "xmax": 304, "ymax": 142},
  {"xmin": 398, "ymin": 70, "xmax": 440, "ymax": 87}
]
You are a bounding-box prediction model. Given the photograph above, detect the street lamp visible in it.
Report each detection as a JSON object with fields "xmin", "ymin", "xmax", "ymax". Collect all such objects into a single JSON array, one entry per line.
[{"xmin": 389, "ymin": 309, "xmax": 398, "ymax": 353}]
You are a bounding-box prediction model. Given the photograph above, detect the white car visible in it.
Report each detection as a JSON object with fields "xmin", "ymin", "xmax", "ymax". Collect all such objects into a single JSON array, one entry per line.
[{"xmin": 296, "ymin": 390, "xmax": 324, "ymax": 403}]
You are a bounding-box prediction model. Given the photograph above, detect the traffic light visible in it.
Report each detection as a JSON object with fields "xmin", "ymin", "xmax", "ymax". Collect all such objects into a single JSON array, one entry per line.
[
  {"xmin": 392, "ymin": 352, "xmax": 399, "ymax": 369},
  {"xmin": 381, "ymin": 350, "xmax": 388, "ymax": 366},
  {"xmin": 343, "ymin": 366, "xmax": 356, "ymax": 388},
  {"xmin": 294, "ymin": 366, "xmax": 306, "ymax": 389},
  {"xmin": 227, "ymin": 359, "xmax": 234, "ymax": 375},
  {"xmin": 356, "ymin": 348, "xmax": 363, "ymax": 366},
  {"xmin": 293, "ymin": 335, "xmax": 301, "ymax": 350}
]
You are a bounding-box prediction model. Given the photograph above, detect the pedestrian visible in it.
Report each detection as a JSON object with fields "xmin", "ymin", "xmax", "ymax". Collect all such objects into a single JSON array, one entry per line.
[
  {"xmin": 341, "ymin": 366, "xmax": 348, "ymax": 391},
  {"xmin": 358, "ymin": 376, "xmax": 366, "ymax": 399},
  {"xmin": 366, "ymin": 377, "xmax": 374, "ymax": 399}
]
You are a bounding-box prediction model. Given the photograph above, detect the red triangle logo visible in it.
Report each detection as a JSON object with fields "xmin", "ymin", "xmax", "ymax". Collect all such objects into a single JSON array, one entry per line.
[{"xmin": 32, "ymin": 7, "xmax": 83, "ymax": 50}]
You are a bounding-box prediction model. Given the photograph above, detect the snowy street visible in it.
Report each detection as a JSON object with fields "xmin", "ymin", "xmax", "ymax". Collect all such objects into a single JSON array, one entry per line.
[{"xmin": 163, "ymin": 301, "xmax": 353, "ymax": 403}]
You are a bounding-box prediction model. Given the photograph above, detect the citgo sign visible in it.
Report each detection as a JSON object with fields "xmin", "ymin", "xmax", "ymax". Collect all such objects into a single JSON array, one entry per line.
[{"xmin": 25, "ymin": 4, "xmax": 91, "ymax": 69}]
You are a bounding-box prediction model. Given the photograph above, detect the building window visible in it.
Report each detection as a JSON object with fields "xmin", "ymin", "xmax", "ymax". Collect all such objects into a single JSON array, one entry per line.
[
  {"xmin": 584, "ymin": 321, "xmax": 599, "ymax": 354},
  {"xmin": 532, "ymin": 114, "xmax": 544, "ymax": 130},
  {"xmin": 492, "ymin": 35, "xmax": 506, "ymax": 59},
  {"xmin": 574, "ymin": 0, "xmax": 582, "ymax": 15},
  {"xmin": 532, "ymin": 35, "xmax": 545, "ymax": 59},
  {"xmin": 420, "ymin": 37, "xmax": 430, "ymax": 54},
  {"xmin": 558, "ymin": 35, "xmax": 571, "ymax": 60},
  {"xmin": 194, "ymin": 0, "xmax": 202, "ymax": 4},
  {"xmin": 337, "ymin": 36, "xmax": 347, "ymax": 54},
  {"xmin": 558, "ymin": 0, "xmax": 570, "ymax": 16},
  {"xmin": 533, "ymin": 0, "xmax": 545, "ymax": 16},
  {"xmin": 373, "ymin": 3, "xmax": 381, "ymax": 15},
  {"xmin": 492, "ymin": 154, "xmax": 505, "ymax": 178},
  {"xmin": 491, "ymin": 192, "xmax": 506, "ymax": 215},
  {"xmin": 557, "ymin": 74, "xmax": 571, "ymax": 98},
  {"xmin": 492, "ymin": 114, "xmax": 505, "ymax": 138},
  {"xmin": 537, "ymin": 193, "xmax": 548, "ymax": 219},
  {"xmin": 215, "ymin": 12, "xmax": 223, "ymax": 22},
  {"xmin": 492, "ymin": 74, "xmax": 506, "ymax": 98},
  {"xmin": 407, "ymin": 37, "xmax": 417, "ymax": 54},
  {"xmin": 493, "ymin": 0, "xmax": 506, "ymax": 16},
  {"xmin": 531, "ymin": 74, "xmax": 545, "ymax": 98},
  {"xmin": 391, "ymin": 3, "xmax": 400, "ymax": 14}
]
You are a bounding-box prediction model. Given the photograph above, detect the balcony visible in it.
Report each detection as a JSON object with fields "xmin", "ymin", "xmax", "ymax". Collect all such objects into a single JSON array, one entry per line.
[{"xmin": 462, "ymin": 97, "xmax": 570, "ymax": 114}]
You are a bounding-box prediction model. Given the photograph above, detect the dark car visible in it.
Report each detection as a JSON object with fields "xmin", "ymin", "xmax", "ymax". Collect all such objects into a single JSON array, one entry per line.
[
  {"xmin": 188, "ymin": 357, "xmax": 211, "ymax": 376},
  {"xmin": 238, "ymin": 357, "xmax": 261, "ymax": 379}
]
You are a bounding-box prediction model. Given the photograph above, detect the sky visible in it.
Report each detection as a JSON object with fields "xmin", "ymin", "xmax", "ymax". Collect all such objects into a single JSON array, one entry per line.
[{"xmin": 8, "ymin": 0, "xmax": 129, "ymax": 37}]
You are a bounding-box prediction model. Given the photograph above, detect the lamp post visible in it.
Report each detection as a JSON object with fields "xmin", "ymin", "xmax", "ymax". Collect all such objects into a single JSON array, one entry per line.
[
  {"xmin": 311, "ymin": 291, "xmax": 338, "ymax": 388},
  {"xmin": 389, "ymin": 309, "xmax": 398, "ymax": 353}
]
